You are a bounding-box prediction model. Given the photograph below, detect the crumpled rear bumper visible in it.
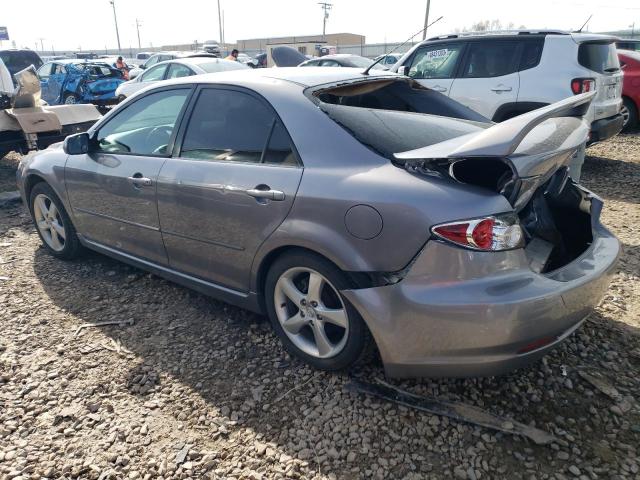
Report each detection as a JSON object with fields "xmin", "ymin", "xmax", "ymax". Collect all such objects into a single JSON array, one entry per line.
[{"xmin": 342, "ymin": 201, "xmax": 620, "ymax": 378}]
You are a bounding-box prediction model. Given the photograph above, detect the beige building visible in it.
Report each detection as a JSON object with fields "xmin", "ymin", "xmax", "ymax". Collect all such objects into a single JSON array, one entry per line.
[{"xmin": 236, "ymin": 33, "xmax": 365, "ymax": 53}]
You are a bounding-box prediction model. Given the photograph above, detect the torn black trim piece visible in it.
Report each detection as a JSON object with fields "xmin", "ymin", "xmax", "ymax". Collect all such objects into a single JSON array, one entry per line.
[{"xmin": 346, "ymin": 379, "xmax": 557, "ymax": 445}]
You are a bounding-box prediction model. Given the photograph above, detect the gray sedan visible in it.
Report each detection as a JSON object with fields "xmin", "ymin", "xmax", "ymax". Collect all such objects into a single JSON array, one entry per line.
[{"xmin": 17, "ymin": 67, "xmax": 620, "ymax": 378}]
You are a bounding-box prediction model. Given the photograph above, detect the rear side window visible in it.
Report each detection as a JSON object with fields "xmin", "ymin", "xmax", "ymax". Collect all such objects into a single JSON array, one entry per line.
[
  {"xmin": 461, "ymin": 42, "xmax": 520, "ymax": 78},
  {"xmin": 167, "ymin": 63, "xmax": 193, "ymax": 79},
  {"xmin": 180, "ymin": 88, "xmax": 297, "ymax": 166},
  {"xmin": 141, "ymin": 64, "xmax": 167, "ymax": 82},
  {"xmin": 578, "ymin": 42, "xmax": 620, "ymax": 73},
  {"xmin": 519, "ymin": 40, "xmax": 544, "ymax": 71},
  {"xmin": 408, "ymin": 44, "xmax": 463, "ymax": 79}
]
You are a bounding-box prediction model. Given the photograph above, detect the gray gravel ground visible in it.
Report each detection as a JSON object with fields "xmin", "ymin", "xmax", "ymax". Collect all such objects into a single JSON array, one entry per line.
[{"xmin": 0, "ymin": 133, "xmax": 639, "ymax": 479}]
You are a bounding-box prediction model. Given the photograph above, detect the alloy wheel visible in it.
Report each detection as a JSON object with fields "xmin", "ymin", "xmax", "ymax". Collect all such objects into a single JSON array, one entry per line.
[
  {"xmin": 274, "ymin": 267, "xmax": 349, "ymax": 359},
  {"xmin": 33, "ymin": 194, "xmax": 66, "ymax": 252},
  {"xmin": 621, "ymin": 104, "xmax": 630, "ymax": 128},
  {"xmin": 64, "ymin": 95, "xmax": 77, "ymax": 104}
]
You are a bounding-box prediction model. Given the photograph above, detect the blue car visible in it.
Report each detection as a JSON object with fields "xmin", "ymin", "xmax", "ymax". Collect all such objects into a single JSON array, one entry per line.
[{"xmin": 36, "ymin": 59, "xmax": 124, "ymax": 107}]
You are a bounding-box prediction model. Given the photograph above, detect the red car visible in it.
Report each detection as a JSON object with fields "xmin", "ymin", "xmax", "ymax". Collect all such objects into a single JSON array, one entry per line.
[{"xmin": 619, "ymin": 49, "xmax": 640, "ymax": 130}]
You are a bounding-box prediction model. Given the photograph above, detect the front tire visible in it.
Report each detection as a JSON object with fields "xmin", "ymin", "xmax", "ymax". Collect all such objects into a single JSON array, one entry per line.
[
  {"xmin": 622, "ymin": 97, "xmax": 638, "ymax": 131},
  {"xmin": 265, "ymin": 251, "xmax": 371, "ymax": 371},
  {"xmin": 29, "ymin": 182, "xmax": 82, "ymax": 260}
]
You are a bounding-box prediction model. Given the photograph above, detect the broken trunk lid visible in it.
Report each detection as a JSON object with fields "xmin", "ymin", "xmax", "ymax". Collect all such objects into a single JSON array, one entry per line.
[{"xmin": 394, "ymin": 91, "xmax": 595, "ymax": 179}]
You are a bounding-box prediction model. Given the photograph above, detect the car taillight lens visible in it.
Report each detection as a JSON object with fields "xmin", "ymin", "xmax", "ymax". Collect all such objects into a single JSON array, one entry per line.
[
  {"xmin": 571, "ymin": 78, "xmax": 595, "ymax": 94},
  {"xmin": 431, "ymin": 214, "xmax": 524, "ymax": 251}
]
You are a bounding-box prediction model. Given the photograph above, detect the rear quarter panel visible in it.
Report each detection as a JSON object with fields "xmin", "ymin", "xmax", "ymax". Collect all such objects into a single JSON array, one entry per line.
[{"xmin": 249, "ymin": 81, "xmax": 512, "ymax": 289}]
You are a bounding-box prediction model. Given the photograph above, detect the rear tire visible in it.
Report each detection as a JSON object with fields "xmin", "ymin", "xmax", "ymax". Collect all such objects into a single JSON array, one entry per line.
[
  {"xmin": 63, "ymin": 93, "xmax": 79, "ymax": 104},
  {"xmin": 29, "ymin": 182, "xmax": 82, "ymax": 260},
  {"xmin": 265, "ymin": 251, "xmax": 372, "ymax": 371},
  {"xmin": 622, "ymin": 97, "xmax": 638, "ymax": 131}
]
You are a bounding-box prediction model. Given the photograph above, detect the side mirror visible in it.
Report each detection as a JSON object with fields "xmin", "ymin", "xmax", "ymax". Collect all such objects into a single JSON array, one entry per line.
[
  {"xmin": 63, "ymin": 132, "xmax": 90, "ymax": 155},
  {"xmin": 397, "ymin": 66, "xmax": 407, "ymax": 76}
]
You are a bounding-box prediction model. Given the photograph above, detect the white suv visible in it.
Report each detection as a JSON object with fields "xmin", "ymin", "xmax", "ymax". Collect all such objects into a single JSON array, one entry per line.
[{"xmin": 393, "ymin": 31, "xmax": 623, "ymax": 143}]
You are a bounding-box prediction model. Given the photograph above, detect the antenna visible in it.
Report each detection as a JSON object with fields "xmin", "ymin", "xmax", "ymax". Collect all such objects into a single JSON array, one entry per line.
[
  {"xmin": 363, "ymin": 16, "xmax": 443, "ymax": 75},
  {"xmin": 576, "ymin": 14, "xmax": 593, "ymax": 33}
]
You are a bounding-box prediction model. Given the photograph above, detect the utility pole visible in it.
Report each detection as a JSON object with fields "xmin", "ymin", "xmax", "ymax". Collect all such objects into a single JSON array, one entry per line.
[
  {"xmin": 217, "ymin": 0, "xmax": 224, "ymax": 46},
  {"xmin": 422, "ymin": 0, "xmax": 431, "ymax": 40},
  {"xmin": 222, "ymin": 10, "xmax": 225, "ymax": 48},
  {"xmin": 109, "ymin": 0, "xmax": 122, "ymax": 51},
  {"xmin": 318, "ymin": 2, "xmax": 332, "ymax": 39},
  {"xmin": 135, "ymin": 19, "xmax": 142, "ymax": 49},
  {"xmin": 38, "ymin": 38, "xmax": 45, "ymax": 52},
  {"xmin": 630, "ymin": 22, "xmax": 635, "ymax": 37}
]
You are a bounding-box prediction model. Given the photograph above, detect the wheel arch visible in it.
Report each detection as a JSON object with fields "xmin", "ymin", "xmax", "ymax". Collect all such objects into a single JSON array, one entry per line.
[
  {"xmin": 23, "ymin": 173, "xmax": 48, "ymax": 208},
  {"xmin": 492, "ymin": 101, "xmax": 550, "ymax": 122}
]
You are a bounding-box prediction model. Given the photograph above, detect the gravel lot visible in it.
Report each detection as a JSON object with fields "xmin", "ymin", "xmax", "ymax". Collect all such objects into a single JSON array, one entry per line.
[{"xmin": 0, "ymin": 134, "xmax": 639, "ymax": 480}]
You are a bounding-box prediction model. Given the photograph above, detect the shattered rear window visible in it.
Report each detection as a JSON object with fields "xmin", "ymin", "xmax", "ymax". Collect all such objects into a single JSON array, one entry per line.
[{"xmin": 311, "ymin": 79, "xmax": 491, "ymax": 159}]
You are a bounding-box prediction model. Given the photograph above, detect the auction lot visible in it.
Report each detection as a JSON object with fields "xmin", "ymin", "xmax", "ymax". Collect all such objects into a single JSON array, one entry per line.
[{"xmin": 0, "ymin": 132, "xmax": 638, "ymax": 479}]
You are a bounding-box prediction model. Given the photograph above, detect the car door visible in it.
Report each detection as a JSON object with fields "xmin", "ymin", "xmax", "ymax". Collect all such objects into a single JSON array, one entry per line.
[
  {"xmin": 65, "ymin": 87, "xmax": 192, "ymax": 265},
  {"xmin": 403, "ymin": 42, "xmax": 465, "ymax": 95},
  {"xmin": 448, "ymin": 40, "xmax": 521, "ymax": 120},
  {"xmin": 47, "ymin": 63, "xmax": 68, "ymax": 104},
  {"xmin": 156, "ymin": 86, "xmax": 303, "ymax": 291},
  {"xmin": 37, "ymin": 63, "xmax": 54, "ymax": 102}
]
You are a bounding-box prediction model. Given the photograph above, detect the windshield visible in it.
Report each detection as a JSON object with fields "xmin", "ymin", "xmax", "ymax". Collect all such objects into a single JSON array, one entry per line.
[
  {"xmin": 578, "ymin": 42, "xmax": 620, "ymax": 73},
  {"xmin": 0, "ymin": 50, "xmax": 43, "ymax": 75}
]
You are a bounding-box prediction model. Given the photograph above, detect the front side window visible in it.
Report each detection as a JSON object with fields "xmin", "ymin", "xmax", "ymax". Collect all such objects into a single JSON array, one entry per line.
[
  {"xmin": 408, "ymin": 44, "xmax": 464, "ymax": 79},
  {"xmin": 95, "ymin": 88, "xmax": 190, "ymax": 155},
  {"xmin": 141, "ymin": 64, "xmax": 167, "ymax": 82},
  {"xmin": 37, "ymin": 63, "xmax": 53, "ymax": 78},
  {"xmin": 167, "ymin": 63, "xmax": 193, "ymax": 79},
  {"xmin": 461, "ymin": 42, "xmax": 520, "ymax": 78},
  {"xmin": 144, "ymin": 56, "xmax": 160, "ymax": 68},
  {"xmin": 180, "ymin": 88, "xmax": 296, "ymax": 166}
]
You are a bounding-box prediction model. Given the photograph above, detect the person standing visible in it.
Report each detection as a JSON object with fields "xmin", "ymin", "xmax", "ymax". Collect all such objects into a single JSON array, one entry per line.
[
  {"xmin": 225, "ymin": 49, "xmax": 239, "ymax": 61},
  {"xmin": 115, "ymin": 56, "xmax": 129, "ymax": 80}
]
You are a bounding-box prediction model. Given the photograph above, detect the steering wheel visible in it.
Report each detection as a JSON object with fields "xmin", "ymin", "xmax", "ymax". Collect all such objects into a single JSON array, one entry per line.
[{"xmin": 145, "ymin": 125, "xmax": 173, "ymax": 143}]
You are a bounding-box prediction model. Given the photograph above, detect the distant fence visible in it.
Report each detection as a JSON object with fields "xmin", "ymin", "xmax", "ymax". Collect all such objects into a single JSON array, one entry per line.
[{"xmin": 336, "ymin": 42, "xmax": 415, "ymax": 58}]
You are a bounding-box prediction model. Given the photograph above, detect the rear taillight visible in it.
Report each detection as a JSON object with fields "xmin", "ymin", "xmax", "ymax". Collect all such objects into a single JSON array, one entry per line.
[
  {"xmin": 571, "ymin": 78, "xmax": 595, "ymax": 95},
  {"xmin": 431, "ymin": 214, "xmax": 524, "ymax": 251}
]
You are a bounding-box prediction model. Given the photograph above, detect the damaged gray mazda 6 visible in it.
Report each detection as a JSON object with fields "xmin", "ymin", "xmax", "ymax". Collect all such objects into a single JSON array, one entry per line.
[{"xmin": 17, "ymin": 67, "xmax": 620, "ymax": 378}]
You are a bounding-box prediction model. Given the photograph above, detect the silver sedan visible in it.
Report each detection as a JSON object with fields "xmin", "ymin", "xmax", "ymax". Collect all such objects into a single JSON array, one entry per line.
[{"xmin": 17, "ymin": 68, "xmax": 620, "ymax": 378}]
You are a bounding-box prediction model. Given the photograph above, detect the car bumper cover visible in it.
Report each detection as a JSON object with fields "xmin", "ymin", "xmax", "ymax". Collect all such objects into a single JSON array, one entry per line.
[
  {"xmin": 342, "ymin": 203, "xmax": 620, "ymax": 378},
  {"xmin": 589, "ymin": 113, "xmax": 623, "ymax": 143}
]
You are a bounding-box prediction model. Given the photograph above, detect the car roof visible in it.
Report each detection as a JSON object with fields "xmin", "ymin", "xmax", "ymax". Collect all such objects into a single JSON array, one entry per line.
[
  {"xmin": 423, "ymin": 30, "xmax": 618, "ymax": 43},
  {"xmin": 158, "ymin": 57, "xmax": 245, "ymax": 68},
  {"xmin": 158, "ymin": 66, "xmax": 398, "ymax": 89}
]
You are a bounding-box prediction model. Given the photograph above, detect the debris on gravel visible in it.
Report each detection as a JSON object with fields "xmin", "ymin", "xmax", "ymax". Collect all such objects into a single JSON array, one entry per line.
[{"xmin": 0, "ymin": 134, "xmax": 639, "ymax": 479}]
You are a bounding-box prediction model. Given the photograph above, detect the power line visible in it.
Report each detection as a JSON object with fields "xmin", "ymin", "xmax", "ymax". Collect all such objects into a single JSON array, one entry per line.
[{"xmin": 318, "ymin": 2, "xmax": 333, "ymax": 39}]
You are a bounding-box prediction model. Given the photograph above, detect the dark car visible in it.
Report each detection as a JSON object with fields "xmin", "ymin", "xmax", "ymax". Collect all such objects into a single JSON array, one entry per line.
[
  {"xmin": 616, "ymin": 39, "xmax": 640, "ymax": 52},
  {"xmin": 0, "ymin": 49, "xmax": 43, "ymax": 86},
  {"xmin": 37, "ymin": 60, "xmax": 125, "ymax": 107}
]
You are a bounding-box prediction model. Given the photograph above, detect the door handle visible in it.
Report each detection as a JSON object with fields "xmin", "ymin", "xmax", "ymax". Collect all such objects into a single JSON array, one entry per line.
[
  {"xmin": 491, "ymin": 85, "xmax": 513, "ymax": 93},
  {"xmin": 432, "ymin": 85, "xmax": 447, "ymax": 93},
  {"xmin": 246, "ymin": 187, "xmax": 285, "ymax": 201},
  {"xmin": 127, "ymin": 175, "xmax": 152, "ymax": 187}
]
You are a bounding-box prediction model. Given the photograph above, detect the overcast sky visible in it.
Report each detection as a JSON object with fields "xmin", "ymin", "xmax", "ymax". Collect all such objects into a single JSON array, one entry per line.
[{"xmin": 3, "ymin": 0, "xmax": 640, "ymax": 52}]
